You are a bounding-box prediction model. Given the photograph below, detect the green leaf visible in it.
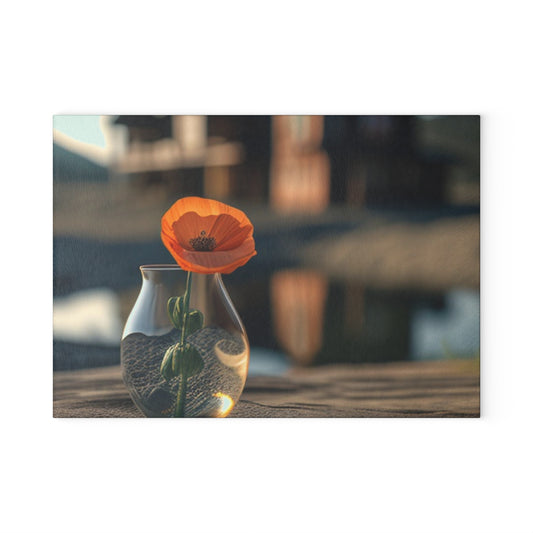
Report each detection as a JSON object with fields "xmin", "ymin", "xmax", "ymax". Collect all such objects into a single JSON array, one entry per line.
[
  {"xmin": 167, "ymin": 296, "xmax": 181, "ymax": 329},
  {"xmin": 171, "ymin": 343, "xmax": 204, "ymax": 379},
  {"xmin": 169, "ymin": 296, "xmax": 200, "ymax": 331},
  {"xmin": 173, "ymin": 296, "xmax": 185, "ymax": 327},
  {"xmin": 160, "ymin": 345, "xmax": 176, "ymax": 380},
  {"xmin": 185, "ymin": 309, "xmax": 204, "ymax": 336},
  {"xmin": 167, "ymin": 296, "xmax": 178, "ymax": 318},
  {"xmin": 168, "ymin": 294, "xmax": 204, "ymax": 335}
]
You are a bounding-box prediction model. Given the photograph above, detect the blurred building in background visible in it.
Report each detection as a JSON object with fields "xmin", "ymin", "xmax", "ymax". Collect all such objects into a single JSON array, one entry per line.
[
  {"xmin": 110, "ymin": 115, "xmax": 270, "ymax": 201},
  {"xmin": 270, "ymin": 115, "xmax": 330, "ymax": 212},
  {"xmin": 105, "ymin": 115, "xmax": 479, "ymax": 209}
]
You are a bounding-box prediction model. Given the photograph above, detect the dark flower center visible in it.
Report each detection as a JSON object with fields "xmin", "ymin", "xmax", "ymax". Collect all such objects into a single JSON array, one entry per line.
[{"xmin": 189, "ymin": 230, "xmax": 217, "ymax": 251}]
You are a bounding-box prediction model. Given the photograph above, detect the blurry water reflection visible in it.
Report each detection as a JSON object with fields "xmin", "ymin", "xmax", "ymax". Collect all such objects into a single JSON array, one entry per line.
[
  {"xmin": 411, "ymin": 289, "xmax": 479, "ymax": 360},
  {"xmin": 270, "ymin": 269, "xmax": 328, "ymax": 365},
  {"xmin": 53, "ymin": 272, "xmax": 479, "ymax": 372},
  {"xmin": 53, "ymin": 288, "xmax": 122, "ymax": 345}
]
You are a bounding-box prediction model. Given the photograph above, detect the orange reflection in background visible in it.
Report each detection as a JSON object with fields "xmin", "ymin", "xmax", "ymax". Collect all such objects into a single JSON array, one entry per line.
[
  {"xmin": 270, "ymin": 116, "xmax": 330, "ymax": 213},
  {"xmin": 270, "ymin": 269, "xmax": 329, "ymax": 365}
]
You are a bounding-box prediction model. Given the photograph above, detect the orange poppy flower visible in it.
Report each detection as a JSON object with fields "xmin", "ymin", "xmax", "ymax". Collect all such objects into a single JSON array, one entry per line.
[{"xmin": 161, "ymin": 197, "xmax": 257, "ymax": 274}]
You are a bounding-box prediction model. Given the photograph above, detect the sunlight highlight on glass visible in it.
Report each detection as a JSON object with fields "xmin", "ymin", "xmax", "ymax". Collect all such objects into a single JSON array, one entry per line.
[{"xmin": 213, "ymin": 392, "xmax": 235, "ymax": 416}]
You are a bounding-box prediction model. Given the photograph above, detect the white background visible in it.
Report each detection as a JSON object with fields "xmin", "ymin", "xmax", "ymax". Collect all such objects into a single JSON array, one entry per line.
[{"xmin": 2, "ymin": 1, "xmax": 532, "ymax": 532}]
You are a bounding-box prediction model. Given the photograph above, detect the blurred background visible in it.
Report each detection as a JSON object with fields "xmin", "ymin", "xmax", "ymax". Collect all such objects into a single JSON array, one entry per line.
[{"xmin": 53, "ymin": 115, "xmax": 480, "ymax": 375}]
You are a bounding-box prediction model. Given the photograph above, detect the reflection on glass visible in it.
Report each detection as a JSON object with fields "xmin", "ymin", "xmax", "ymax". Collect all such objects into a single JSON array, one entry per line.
[
  {"xmin": 213, "ymin": 392, "xmax": 235, "ymax": 416},
  {"xmin": 270, "ymin": 269, "xmax": 328, "ymax": 365}
]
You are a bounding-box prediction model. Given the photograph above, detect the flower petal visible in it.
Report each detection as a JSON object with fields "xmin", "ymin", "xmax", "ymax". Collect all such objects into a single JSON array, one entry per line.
[
  {"xmin": 171, "ymin": 213, "xmax": 219, "ymax": 250},
  {"xmin": 169, "ymin": 211, "xmax": 252, "ymax": 252},
  {"xmin": 161, "ymin": 197, "xmax": 256, "ymax": 274},
  {"xmin": 162, "ymin": 196, "xmax": 252, "ymax": 227},
  {"xmin": 166, "ymin": 235, "xmax": 256, "ymax": 274},
  {"xmin": 207, "ymin": 214, "xmax": 253, "ymax": 251}
]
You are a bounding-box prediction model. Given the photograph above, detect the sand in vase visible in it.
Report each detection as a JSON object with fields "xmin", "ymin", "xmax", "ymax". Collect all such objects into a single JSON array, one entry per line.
[{"xmin": 121, "ymin": 326, "xmax": 247, "ymax": 417}]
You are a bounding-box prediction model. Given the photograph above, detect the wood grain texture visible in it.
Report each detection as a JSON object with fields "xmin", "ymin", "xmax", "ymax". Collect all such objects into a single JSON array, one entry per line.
[{"xmin": 53, "ymin": 360, "xmax": 479, "ymax": 418}]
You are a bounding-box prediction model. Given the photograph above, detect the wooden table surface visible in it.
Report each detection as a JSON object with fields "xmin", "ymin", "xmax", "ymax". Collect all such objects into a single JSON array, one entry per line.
[{"xmin": 53, "ymin": 359, "xmax": 479, "ymax": 418}]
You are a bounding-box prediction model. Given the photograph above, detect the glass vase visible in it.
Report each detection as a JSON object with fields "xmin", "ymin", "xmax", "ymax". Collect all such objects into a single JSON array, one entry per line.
[{"xmin": 121, "ymin": 265, "xmax": 249, "ymax": 417}]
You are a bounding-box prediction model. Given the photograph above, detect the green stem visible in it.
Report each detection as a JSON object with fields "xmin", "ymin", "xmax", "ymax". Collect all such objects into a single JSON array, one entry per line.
[
  {"xmin": 174, "ymin": 374, "xmax": 188, "ymax": 417},
  {"xmin": 174, "ymin": 270, "xmax": 192, "ymax": 417},
  {"xmin": 180, "ymin": 270, "xmax": 192, "ymax": 346}
]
